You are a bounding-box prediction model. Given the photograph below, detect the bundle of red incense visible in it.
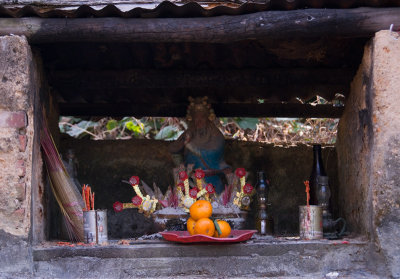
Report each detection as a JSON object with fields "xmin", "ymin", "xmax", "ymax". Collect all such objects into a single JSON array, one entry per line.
[
  {"xmin": 82, "ymin": 184, "xmax": 95, "ymax": 211},
  {"xmin": 304, "ymin": 180, "xmax": 310, "ymax": 207}
]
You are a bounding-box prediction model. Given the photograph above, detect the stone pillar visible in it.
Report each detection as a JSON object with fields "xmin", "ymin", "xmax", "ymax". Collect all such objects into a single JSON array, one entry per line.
[
  {"xmin": 0, "ymin": 35, "xmax": 39, "ymax": 274},
  {"xmin": 337, "ymin": 30, "xmax": 400, "ymax": 277}
]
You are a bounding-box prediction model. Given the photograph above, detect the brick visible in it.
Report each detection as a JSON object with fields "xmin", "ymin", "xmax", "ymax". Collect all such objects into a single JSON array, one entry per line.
[
  {"xmin": 15, "ymin": 183, "xmax": 26, "ymax": 201},
  {"xmin": 0, "ymin": 111, "xmax": 27, "ymax": 129},
  {"xmin": 13, "ymin": 208, "xmax": 25, "ymax": 218},
  {"xmin": 16, "ymin": 159, "xmax": 25, "ymax": 177},
  {"xmin": 18, "ymin": 134, "xmax": 27, "ymax": 152}
]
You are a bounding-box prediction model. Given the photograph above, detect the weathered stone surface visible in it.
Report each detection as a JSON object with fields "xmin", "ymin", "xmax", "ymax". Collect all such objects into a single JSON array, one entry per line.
[
  {"xmin": 337, "ymin": 30, "xmax": 400, "ymax": 278},
  {"xmin": 0, "ymin": 37, "xmax": 33, "ymax": 111},
  {"xmin": 0, "ymin": 36, "xmax": 35, "ymax": 237},
  {"xmin": 32, "ymin": 239, "xmax": 371, "ymax": 278},
  {"xmin": 337, "ymin": 41, "xmax": 373, "ymax": 236},
  {"xmin": 18, "ymin": 134, "xmax": 27, "ymax": 152},
  {"xmin": 0, "ymin": 229, "xmax": 31, "ymax": 275},
  {"xmin": 0, "ymin": 111, "xmax": 27, "ymax": 129},
  {"xmin": 369, "ymin": 31, "xmax": 400, "ymax": 278}
]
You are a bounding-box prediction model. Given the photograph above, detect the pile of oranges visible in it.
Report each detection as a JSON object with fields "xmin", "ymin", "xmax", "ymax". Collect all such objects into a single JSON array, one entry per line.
[{"xmin": 187, "ymin": 200, "xmax": 231, "ymax": 238}]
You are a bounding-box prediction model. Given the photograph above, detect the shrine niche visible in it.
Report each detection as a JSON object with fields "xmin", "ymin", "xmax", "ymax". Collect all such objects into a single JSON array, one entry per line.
[
  {"xmin": 31, "ymin": 32, "xmax": 369, "ymax": 240},
  {"xmin": 1, "ymin": 1, "xmax": 400, "ymax": 277}
]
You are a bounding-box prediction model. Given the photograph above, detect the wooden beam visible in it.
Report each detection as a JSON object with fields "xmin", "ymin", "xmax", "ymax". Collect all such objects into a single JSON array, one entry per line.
[
  {"xmin": 50, "ymin": 68, "xmax": 354, "ymax": 88},
  {"xmin": 59, "ymin": 103, "xmax": 344, "ymax": 118},
  {"xmin": 51, "ymin": 68, "xmax": 351, "ymax": 103},
  {"xmin": 0, "ymin": 8, "xmax": 398, "ymax": 43},
  {"xmin": 56, "ymin": 84, "xmax": 348, "ymax": 104}
]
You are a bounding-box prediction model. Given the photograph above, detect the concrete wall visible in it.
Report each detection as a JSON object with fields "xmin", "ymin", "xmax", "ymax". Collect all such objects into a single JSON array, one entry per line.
[{"xmin": 337, "ymin": 30, "xmax": 400, "ymax": 278}]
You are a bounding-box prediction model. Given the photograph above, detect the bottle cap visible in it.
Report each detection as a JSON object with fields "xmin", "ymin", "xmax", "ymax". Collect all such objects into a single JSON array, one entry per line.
[
  {"xmin": 313, "ymin": 144, "xmax": 322, "ymax": 150},
  {"xmin": 257, "ymin": 171, "xmax": 266, "ymax": 181}
]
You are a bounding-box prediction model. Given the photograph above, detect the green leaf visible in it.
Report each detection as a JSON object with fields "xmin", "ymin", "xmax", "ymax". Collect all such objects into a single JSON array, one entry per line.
[
  {"xmin": 214, "ymin": 219, "xmax": 222, "ymax": 236},
  {"xmin": 220, "ymin": 117, "xmax": 229, "ymax": 124},
  {"xmin": 126, "ymin": 121, "xmax": 143, "ymax": 135},
  {"xmin": 59, "ymin": 123, "xmax": 66, "ymax": 133},
  {"xmin": 235, "ymin": 118, "xmax": 259, "ymax": 130},
  {"xmin": 63, "ymin": 120, "xmax": 98, "ymax": 138},
  {"xmin": 106, "ymin": 120, "xmax": 117, "ymax": 130},
  {"xmin": 155, "ymin": 126, "xmax": 182, "ymax": 141}
]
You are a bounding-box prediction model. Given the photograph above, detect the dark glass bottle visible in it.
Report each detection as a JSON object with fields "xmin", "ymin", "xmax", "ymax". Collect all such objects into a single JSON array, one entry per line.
[
  {"xmin": 255, "ymin": 171, "xmax": 273, "ymax": 235},
  {"xmin": 309, "ymin": 145, "xmax": 327, "ymax": 205}
]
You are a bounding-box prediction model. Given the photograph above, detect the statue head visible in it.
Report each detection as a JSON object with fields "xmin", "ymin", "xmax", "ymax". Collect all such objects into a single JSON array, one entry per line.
[{"xmin": 186, "ymin": 96, "xmax": 216, "ymax": 129}]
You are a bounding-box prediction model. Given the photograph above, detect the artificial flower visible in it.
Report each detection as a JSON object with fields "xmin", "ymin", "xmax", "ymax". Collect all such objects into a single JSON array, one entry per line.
[
  {"xmin": 129, "ymin": 176, "xmax": 140, "ymax": 186},
  {"xmin": 243, "ymin": 183, "xmax": 254, "ymax": 194},
  {"xmin": 206, "ymin": 183, "xmax": 215, "ymax": 194},
  {"xmin": 195, "ymin": 169, "xmax": 205, "ymax": 179},
  {"xmin": 132, "ymin": 195, "xmax": 143, "ymax": 206},
  {"xmin": 235, "ymin": 168, "xmax": 246, "ymax": 178},
  {"xmin": 189, "ymin": 188, "xmax": 198, "ymax": 199},
  {"xmin": 179, "ymin": 171, "xmax": 188, "ymax": 181},
  {"xmin": 113, "ymin": 201, "xmax": 123, "ymax": 212}
]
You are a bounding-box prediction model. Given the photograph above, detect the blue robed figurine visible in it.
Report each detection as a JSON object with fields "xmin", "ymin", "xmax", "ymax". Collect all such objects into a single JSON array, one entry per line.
[{"xmin": 169, "ymin": 96, "xmax": 231, "ymax": 193}]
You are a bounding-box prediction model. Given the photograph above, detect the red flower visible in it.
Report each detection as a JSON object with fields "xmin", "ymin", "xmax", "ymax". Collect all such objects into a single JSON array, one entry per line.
[
  {"xmin": 129, "ymin": 176, "xmax": 140, "ymax": 186},
  {"xmin": 179, "ymin": 171, "xmax": 188, "ymax": 181},
  {"xmin": 195, "ymin": 169, "xmax": 205, "ymax": 179},
  {"xmin": 132, "ymin": 195, "xmax": 143, "ymax": 206},
  {"xmin": 113, "ymin": 201, "xmax": 123, "ymax": 212},
  {"xmin": 235, "ymin": 168, "xmax": 246, "ymax": 178},
  {"xmin": 243, "ymin": 183, "xmax": 254, "ymax": 194},
  {"xmin": 177, "ymin": 182, "xmax": 185, "ymax": 191},
  {"xmin": 189, "ymin": 188, "xmax": 198, "ymax": 199},
  {"xmin": 206, "ymin": 183, "xmax": 215, "ymax": 194}
]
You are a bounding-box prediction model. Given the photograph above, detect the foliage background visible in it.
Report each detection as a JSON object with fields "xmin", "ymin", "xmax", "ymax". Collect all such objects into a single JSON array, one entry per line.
[
  {"xmin": 59, "ymin": 116, "xmax": 338, "ymax": 144},
  {"xmin": 59, "ymin": 96, "xmax": 341, "ymax": 144}
]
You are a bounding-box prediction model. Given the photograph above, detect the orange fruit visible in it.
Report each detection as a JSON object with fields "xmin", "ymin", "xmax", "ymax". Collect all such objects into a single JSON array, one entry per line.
[
  {"xmin": 189, "ymin": 200, "xmax": 212, "ymax": 221},
  {"xmin": 194, "ymin": 218, "xmax": 215, "ymax": 236},
  {"xmin": 187, "ymin": 217, "xmax": 196, "ymax": 235},
  {"xmin": 213, "ymin": 220, "xmax": 231, "ymax": 238}
]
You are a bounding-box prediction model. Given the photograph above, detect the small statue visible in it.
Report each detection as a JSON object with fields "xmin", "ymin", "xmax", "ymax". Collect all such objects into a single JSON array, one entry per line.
[
  {"xmin": 62, "ymin": 149, "xmax": 81, "ymax": 191},
  {"xmin": 169, "ymin": 96, "xmax": 231, "ymax": 193}
]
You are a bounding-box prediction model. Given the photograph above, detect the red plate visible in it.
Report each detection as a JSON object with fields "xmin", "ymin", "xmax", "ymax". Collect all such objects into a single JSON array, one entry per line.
[{"xmin": 160, "ymin": 230, "xmax": 257, "ymax": 243}]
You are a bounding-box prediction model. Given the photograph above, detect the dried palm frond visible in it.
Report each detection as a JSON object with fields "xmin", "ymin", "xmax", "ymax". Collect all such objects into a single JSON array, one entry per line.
[{"xmin": 41, "ymin": 118, "xmax": 84, "ymax": 242}]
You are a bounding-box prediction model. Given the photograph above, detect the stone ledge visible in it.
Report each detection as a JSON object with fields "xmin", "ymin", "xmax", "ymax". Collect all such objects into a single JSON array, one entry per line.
[
  {"xmin": 33, "ymin": 238, "xmax": 368, "ymax": 261},
  {"xmin": 32, "ymin": 238, "xmax": 372, "ymax": 278}
]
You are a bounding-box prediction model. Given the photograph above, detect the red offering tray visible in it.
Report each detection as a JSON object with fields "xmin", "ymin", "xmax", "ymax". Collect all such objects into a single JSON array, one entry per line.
[{"xmin": 160, "ymin": 230, "xmax": 257, "ymax": 243}]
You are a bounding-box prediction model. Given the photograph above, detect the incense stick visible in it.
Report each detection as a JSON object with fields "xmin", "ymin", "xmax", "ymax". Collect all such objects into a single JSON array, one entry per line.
[{"xmin": 41, "ymin": 116, "xmax": 84, "ymax": 242}]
